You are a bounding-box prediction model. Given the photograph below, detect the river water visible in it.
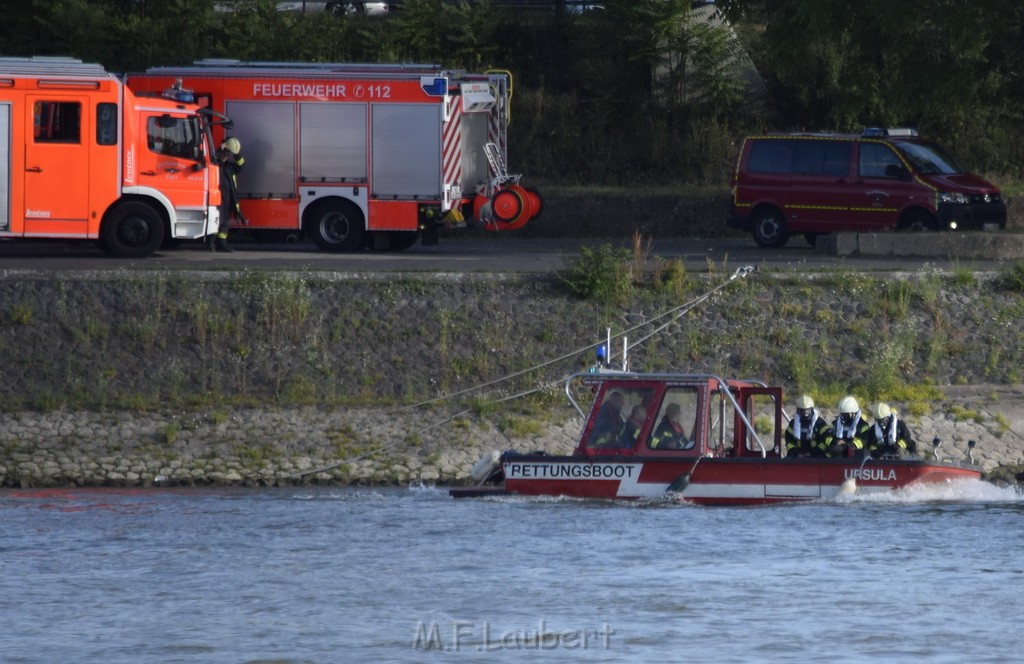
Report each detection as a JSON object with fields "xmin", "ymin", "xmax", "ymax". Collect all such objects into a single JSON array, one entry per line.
[{"xmin": 2, "ymin": 481, "xmax": 1023, "ymax": 663}]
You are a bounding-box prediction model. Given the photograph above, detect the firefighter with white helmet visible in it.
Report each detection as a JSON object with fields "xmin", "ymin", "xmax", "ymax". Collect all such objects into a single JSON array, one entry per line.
[
  {"xmin": 829, "ymin": 395, "xmax": 871, "ymax": 458},
  {"xmin": 865, "ymin": 402, "xmax": 916, "ymax": 459},
  {"xmin": 784, "ymin": 394, "xmax": 832, "ymax": 458},
  {"xmin": 213, "ymin": 136, "xmax": 246, "ymax": 252}
]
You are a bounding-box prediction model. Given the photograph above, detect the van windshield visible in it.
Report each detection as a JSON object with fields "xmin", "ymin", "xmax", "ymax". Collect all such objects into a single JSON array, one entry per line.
[{"xmin": 892, "ymin": 141, "xmax": 964, "ymax": 175}]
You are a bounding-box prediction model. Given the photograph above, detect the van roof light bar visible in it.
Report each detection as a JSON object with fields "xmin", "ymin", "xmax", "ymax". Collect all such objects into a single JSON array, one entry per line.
[{"xmin": 862, "ymin": 127, "xmax": 919, "ymax": 137}]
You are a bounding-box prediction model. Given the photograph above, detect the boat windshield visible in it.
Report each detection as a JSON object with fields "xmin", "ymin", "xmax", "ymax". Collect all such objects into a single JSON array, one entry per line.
[
  {"xmin": 584, "ymin": 387, "xmax": 655, "ymax": 451},
  {"xmin": 892, "ymin": 141, "xmax": 964, "ymax": 175},
  {"xmin": 646, "ymin": 387, "xmax": 700, "ymax": 451}
]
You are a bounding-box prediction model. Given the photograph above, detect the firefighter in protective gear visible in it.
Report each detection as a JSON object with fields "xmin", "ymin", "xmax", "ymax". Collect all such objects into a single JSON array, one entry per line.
[
  {"xmin": 617, "ymin": 404, "xmax": 647, "ymax": 449},
  {"xmin": 865, "ymin": 402, "xmax": 916, "ymax": 459},
  {"xmin": 651, "ymin": 402, "xmax": 693, "ymax": 450},
  {"xmin": 784, "ymin": 394, "xmax": 832, "ymax": 458},
  {"xmin": 589, "ymin": 391, "xmax": 625, "ymax": 448},
  {"xmin": 829, "ymin": 396, "xmax": 871, "ymax": 458},
  {"xmin": 214, "ymin": 136, "xmax": 246, "ymax": 252}
]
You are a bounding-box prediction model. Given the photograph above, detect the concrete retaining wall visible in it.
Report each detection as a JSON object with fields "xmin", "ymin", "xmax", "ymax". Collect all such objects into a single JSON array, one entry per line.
[
  {"xmin": 818, "ymin": 232, "xmax": 1024, "ymax": 258},
  {"xmin": 524, "ymin": 190, "xmax": 1023, "ymax": 239}
]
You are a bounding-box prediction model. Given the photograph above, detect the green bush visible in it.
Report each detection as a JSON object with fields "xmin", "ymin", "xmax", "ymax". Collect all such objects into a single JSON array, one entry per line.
[
  {"xmin": 558, "ymin": 245, "xmax": 634, "ymax": 302},
  {"xmin": 1004, "ymin": 261, "xmax": 1024, "ymax": 293}
]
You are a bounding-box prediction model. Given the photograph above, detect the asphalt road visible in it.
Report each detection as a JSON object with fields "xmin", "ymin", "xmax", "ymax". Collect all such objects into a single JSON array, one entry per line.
[{"xmin": 0, "ymin": 235, "xmax": 1014, "ymax": 274}]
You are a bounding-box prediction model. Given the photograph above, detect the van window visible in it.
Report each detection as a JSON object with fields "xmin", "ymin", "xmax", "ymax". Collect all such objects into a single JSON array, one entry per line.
[
  {"xmin": 794, "ymin": 140, "xmax": 851, "ymax": 176},
  {"xmin": 747, "ymin": 139, "xmax": 793, "ymax": 174},
  {"xmin": 33, "ymin": 101, "xmax": 81, "ymax": 143},
  {"xmin": 858, "ymin": 143, "xmax": 903, "ymax": 178},
  {"xmin": 892, "ymin": 141, "xmax": 963, "ymax": 175}
]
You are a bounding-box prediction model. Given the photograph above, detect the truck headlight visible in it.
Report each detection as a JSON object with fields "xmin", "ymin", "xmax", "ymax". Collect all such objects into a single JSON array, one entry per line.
[{"xmin": 939, "ymin": 192, "xmax": 970, "ymax": 204}]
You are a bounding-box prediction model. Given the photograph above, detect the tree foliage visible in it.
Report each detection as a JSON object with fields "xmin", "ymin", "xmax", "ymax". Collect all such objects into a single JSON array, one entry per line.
[
  {"xmin": 1, "ymin": 0, "xmax": 1022, "ymax": 182},
  {"xmin": 718, "ymin": 0, "xmax": 1024, "ymax": 175}
]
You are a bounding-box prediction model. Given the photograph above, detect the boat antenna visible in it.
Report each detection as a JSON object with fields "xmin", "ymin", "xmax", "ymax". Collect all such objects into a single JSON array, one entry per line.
[
  {"xmin": 621, "ymin": 335, "xmax": 628, "ymax": 372},
  {"xmin": 606, "ymin": 327, "xmax": 612, "ymax": 369}
]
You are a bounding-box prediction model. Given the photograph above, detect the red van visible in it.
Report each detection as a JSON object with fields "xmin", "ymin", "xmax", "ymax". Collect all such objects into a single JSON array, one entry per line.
[{"xmin": 727, "ymin": 128, "xmax": 1007, "ymax": 247}]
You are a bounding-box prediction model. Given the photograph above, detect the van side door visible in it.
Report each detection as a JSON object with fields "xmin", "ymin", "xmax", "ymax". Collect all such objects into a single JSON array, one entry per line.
[{"xmin": 788, "ymin": 139, "xmax": 854, "ymax": 231}]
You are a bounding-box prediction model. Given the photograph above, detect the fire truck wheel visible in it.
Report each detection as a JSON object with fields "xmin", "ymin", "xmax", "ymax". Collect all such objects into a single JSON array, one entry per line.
[
  {"xmin": 305, "ymin": 199, "xmax": 365, "ymax": 252},
  {"xmin": 751, "ymin": 207, "xmax": 789, "ymax": 248},
  {"xmin": 101, "ymin": 202, "xmax": 165, "ymax": 258}
]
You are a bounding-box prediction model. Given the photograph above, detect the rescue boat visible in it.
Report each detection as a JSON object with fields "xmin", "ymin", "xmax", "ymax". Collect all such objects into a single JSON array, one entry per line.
[{"xmin": 450, "ymin": 370, "xmax": 981, "ymax": 505}]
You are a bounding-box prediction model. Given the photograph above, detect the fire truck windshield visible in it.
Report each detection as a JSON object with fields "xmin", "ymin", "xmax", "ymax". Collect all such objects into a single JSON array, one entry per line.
[
  {"xmin": 892, "ymin": 141, "xmax": 964, "ymax": 175},
  {"xmin": 146, "ymin": 115, "xmax": 202, "ymax": 161}
]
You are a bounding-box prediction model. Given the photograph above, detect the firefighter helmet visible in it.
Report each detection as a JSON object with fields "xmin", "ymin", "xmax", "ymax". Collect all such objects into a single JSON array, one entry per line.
[
  {"xmin": 871, "ymin": 402, "xmax": 892, "ymax": 419},
  {"xmin": 795, "ymin": 395, "xmax": 814, "ymax": 410},
  {"xmin": 837, "ymin": 396, "xmax": 860, "ymax": 414},
  {"xmin": 222, "ymin": 137, "xmax": 241, "ymax": 155}
]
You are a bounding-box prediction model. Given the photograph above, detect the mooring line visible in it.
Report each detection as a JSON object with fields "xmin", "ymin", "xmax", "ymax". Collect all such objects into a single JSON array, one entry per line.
[
  {"xmin": 289, "ymin": 265, "xmax": 755, "ymax": 478},
  {"xmin": 392, "ymin": 265, "xmax": 755, "ymax": 413}
]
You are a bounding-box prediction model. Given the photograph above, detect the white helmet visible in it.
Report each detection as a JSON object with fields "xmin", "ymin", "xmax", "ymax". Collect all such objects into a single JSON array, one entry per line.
[
  {"xmin": 837, "ymin": 396, "xmax": 860, "ymax": 414},
  {"xmin": 795, "ymin": 394, "xmax": 814, "ymax": 410},
  {"xmin": 221, "ymin": 137, "xmax": 241, "ymax": 155},
  {"xmin": 871, "ymin": 402, "xmax": 892, "ymax": 419}
]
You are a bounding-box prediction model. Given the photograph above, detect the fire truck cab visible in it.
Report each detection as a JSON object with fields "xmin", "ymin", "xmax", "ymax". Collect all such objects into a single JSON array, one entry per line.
[
  {"xmin": 127, "ymin": 61, "xmax": 540, "ymax": 251},
  {"xmin": 1, "ymin": 56, "xmax": 222, "ymax": 257}
]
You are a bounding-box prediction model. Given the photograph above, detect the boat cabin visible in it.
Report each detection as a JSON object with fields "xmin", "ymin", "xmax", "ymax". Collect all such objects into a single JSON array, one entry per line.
[{"xmin": 573, "ymin": 374, "xmax": 783, "ymax": 459}]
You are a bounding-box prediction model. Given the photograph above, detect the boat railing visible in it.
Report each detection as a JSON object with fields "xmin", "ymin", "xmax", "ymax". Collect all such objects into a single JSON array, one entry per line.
[{"xmin": 714, "ymin": 380, "xmax": 769, "ymax": 458}]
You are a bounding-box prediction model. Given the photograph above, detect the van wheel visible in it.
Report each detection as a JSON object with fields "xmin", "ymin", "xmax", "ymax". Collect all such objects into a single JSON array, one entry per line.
[
  {"xmin": 752, "ymin": 209, "xmax": 789, "ymax": 248},
  {"xmin": 101, "ymin": 202, "xmax": 165, "ymax": 258},
  {"xmin": 305, "ymin": 199, "xmax": 365, "ymax": 252},
  {"xmin": 900, "ymin": 210, "xmax": 938, "ymax": 232}
]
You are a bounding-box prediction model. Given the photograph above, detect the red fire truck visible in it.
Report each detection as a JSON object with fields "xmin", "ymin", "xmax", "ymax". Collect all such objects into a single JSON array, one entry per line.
[
  {"xmin": 1, "ymin": 56, "xmax": 222, "ymax": 257},
  {"xmin": 127, "ymin": 61, "xmax": 541, "ymax": 251}
]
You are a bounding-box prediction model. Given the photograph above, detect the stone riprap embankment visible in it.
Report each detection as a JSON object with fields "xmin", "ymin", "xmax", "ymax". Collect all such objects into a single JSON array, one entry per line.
[
  {"xmin": 0, "ymin": 407, "xmax": 579, "ymax": 488},
  {"xmin": 1, "ymin": 269, "xmax": 1024, "ymax": 487},
  {"xmin": 2, "ymin": 388, "xmax": 1023, "ymax": 488}
]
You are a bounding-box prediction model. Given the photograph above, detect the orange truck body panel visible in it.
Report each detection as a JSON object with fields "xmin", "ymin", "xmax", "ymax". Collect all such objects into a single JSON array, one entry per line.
[{"xmin": 127, "ymin": 61, "xmax": 537, "ymax": 250}]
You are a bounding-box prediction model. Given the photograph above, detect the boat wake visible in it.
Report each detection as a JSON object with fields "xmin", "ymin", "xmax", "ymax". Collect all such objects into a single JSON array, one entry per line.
[{"xmin": 834, "ymin": 478, "xmax": 1023, "ymax": 505}]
